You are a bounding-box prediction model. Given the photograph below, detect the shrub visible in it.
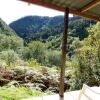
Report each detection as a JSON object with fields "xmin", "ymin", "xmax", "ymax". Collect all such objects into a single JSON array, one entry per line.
[
  {"xmin": 0, "ymin": 86, "xmax": 41, "ymax": 100},
  {"xmin": 0, "ymin": 50, "xmax": 20, "ymax": 68},
  {"xmin": 46, "ymin": 50, "xmax": 61, "ymax": 67},
  {"xmin": 28, "ymin": 58, "xmax": 41, "ymax": 68},
  {"xmin": 28, "ymin": 41, "xmax": 46, "ymax": 64}
]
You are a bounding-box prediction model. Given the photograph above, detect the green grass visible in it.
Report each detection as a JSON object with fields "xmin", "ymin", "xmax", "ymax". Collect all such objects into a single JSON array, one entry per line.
[{"xmin": 0, "ymin": 86, "xmax": 42, "ymax": 100}]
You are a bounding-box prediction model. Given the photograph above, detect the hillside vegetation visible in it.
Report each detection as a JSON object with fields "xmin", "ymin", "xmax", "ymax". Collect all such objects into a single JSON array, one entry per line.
[
  {"xmin": 0, "ymin": 16, "xmax": 99, "ymax": 99},
  {"xmin": 9, "ymin": 16, "xmax": 96, "ymax": 41}
]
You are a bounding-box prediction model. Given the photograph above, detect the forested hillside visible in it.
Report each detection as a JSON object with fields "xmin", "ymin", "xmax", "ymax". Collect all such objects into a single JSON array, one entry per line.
[
  {"xmin": 9, "ymin": 16, "xmax": 96, "ymax": 57},
  {"xmin": 0, "ymin": 16, "xmax": 100, "ymax": 99},
  {"xmin": 9, "ymin": 16, "xmax": 96, "ymax": 42}
]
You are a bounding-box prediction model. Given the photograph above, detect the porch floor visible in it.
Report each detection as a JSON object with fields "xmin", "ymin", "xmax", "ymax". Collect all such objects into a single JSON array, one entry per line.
[{"xmin": 22, "ymin": 86, "xmax": 100, "ymax": 100}]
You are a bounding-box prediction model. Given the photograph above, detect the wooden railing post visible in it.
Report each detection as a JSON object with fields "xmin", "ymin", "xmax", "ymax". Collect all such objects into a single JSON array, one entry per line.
[{"xmin": 59, "ymin": 8, "xmax": 69, "ymax": 100}]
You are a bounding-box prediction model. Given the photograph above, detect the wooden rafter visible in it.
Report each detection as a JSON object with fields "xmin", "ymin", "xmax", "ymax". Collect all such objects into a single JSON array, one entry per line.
[
  {"xmin": 69, "ymin": 9, "xmax": 100, "ymax": 21},
  {"xmin": 20, "ymin": 0, "xmax": 65, "ymax": 11},
  {"xmin": 81, "ymin": 0, "xmax": 100, "ymax": 12},
  {"xmin": 20, "ymin": 0, "xmax": 100, "ymax": 21}
]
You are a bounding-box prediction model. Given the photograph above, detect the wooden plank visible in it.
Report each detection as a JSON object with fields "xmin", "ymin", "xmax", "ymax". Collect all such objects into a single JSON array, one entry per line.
[
  {"xmin": 20, "ymin": 0, "xmax": 65, "ymax": 11},
  {"xmin": 20, "ymin": 0, "xmax": 100, "ymax": 21},
  {"xmin": 78, "ymin": 84, "xmax": 100, "ymax": 100},
  {"xmin": 81, "ymin": 0, "xmax": 100, "ymax": 12},
  {"xmin": 70, "ymin": 9, "xmax": 100, "ymax": 21},
  {"xmin": 59, "ymin": 8, "xmax": 69, "ymax": 100}
]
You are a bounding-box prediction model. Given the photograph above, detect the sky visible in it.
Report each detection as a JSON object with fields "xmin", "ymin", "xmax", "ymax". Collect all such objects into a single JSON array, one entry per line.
[{"xmin": 0, "ymin": 0, "xmax": 71, "ymax": 24}]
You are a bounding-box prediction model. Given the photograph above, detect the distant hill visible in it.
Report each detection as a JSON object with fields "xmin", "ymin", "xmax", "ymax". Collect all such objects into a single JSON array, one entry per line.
[
  {"xmin": 0, "ymin": 18, "xmax": 16, "ymax": 36},
  {"xmin": 9, "ymin": 16, "xmax": 96, "ymax": 42}
]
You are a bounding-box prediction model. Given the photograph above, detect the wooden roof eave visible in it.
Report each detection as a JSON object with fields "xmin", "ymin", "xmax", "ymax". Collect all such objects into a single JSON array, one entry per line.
[
  {"xmin": 20, "ymin": 0, "xmax": 100, "ymax": 21},
  {"xmin": 80, "ymin": 0, "xmax": 100, "ymax": 12}
]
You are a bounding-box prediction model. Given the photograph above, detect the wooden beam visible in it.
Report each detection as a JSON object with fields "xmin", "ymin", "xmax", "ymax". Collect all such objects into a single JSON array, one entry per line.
[
  {"xmin": 59, "ymin": 8, "xmax": 69, "ymax": 100},
  {"xmin": 20, "ymin": 0, "xmax": 65, "ymax": 11},
  {"xmin": 70, "ymin": 9, "xmax": 100, "ymax": 21},
  {"xmin": 81, "ymin": 0, "xmax": 100, "ymax": 12},
  {"xmin": 20, "ymin": 0, "xmax": 100, "ymax": 21}
]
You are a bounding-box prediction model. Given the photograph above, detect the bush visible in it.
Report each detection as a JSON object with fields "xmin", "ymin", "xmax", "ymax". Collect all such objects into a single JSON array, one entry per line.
[
  {"xmin": 0, "ymin": 86, "xmax": 41, "ymax": 100},
  {"xmin": 0, "ymin": 34, "xmax": 23, "ymax": 52},
  {"xmin": 28, "ymin": 58, "xmax": 41, "ymax": 68},
  {"xmin": 28, "ymin": 41, "xmax": 46, "ymax": 64},
  {"xmin": 0, "ymin": 50, "xmax": 20, "ymax": 68},
  {"xmin": 17, "ymin": 47, "xmax": 30, "ymax": 60}
]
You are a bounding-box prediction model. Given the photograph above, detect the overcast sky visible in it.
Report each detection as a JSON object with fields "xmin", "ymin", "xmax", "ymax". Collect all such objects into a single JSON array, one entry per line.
[{"xmin": 0, "ymin": 0, "xmax": 69, "ymax": 24}]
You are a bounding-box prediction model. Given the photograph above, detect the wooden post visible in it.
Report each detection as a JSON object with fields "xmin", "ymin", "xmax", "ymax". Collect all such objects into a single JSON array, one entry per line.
[{"xmin": 59, "ymin": 8, "xmax": 69, "ymax": 100}]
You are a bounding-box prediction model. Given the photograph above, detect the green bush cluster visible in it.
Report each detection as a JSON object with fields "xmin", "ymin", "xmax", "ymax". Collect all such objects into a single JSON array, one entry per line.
[
  {"xmin": 0, "ymin": 86, "xmax": 42, "ymax": 100},
  {"xmin": 69, "ymin": 22, "xmax": 100, "ymax": 90}
]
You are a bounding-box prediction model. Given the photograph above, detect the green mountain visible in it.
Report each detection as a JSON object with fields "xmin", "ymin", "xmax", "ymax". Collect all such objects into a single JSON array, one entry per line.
[
  {"xmin": 0, "ymin": 18, "xmax": 16, "ymax": 36},
  {"xmin": 9, "ymin": 16, "xmax": 96, "ymax": 42}
]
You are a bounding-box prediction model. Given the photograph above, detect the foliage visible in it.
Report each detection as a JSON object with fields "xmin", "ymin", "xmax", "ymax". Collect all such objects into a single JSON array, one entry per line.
[
  {"xmin": 8, "ymin": 35, "xmax": 23, "ymax": 51},
  {"xmin": 0, "ymin": 34, "xmax": 23, "ymax": 52},
  {"xmin": 70, "ymin": 22, "xmax": 100, "ymax": 90},
  {"xmin": 28, "ymin": 41, "xmax": 46, "ymax": 64},
  {"xmin": 0, "ymin": 50, "xmax": 20, "ymax": 67},
  {"xmin": 69, "ymin": 17, "xmax": 96, "ymax": 40},
  {"xmin": 0, "ymin": 18, "xmax": 16, "ymax": 36},
  {"xmin": 46, "ymin": 50, "xmax": 61, "ymax": 67},
  {"xmin": 0, "ymin": 86, "xmax": 41, "ymax": 100},
  {"xmin": 28, "ymin": 58, "xmax": 41, "ymax": 68},
  {"xmin": 47, "ymin": 35, "xmax": 61, "ymax": 50},
  {"xmin": 17, "ymin": 47, "xmax": 30, "ymax": 60},
  {"xmin": 9, "ymin": 16, "xmax": 96, "ymax": 43}
]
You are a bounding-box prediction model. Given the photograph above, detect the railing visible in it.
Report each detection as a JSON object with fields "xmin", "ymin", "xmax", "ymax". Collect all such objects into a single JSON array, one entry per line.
[{"xmin": 78, "ymin": 84, "xmax": 100, "ymax": 100}]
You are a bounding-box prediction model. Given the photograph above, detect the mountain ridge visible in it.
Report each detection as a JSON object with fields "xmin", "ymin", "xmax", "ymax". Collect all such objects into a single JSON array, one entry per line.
[{"xmin": 9, "ymin": 16, "xmax": 96, "ymax": 42}]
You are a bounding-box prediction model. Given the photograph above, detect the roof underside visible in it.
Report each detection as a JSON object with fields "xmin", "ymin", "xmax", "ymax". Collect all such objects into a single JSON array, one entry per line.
[{"xmin": 20, "ymin": 0, "xmax": 100, "ymax": 21}]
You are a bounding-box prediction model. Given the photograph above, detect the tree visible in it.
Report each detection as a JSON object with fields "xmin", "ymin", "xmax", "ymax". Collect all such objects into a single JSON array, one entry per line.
[
  {"xmin": 46, "ymin": 50, "xmax": 61, "ymax": 67},
  {"xmin": 70, "ymin": 22, "xmax": 100, "ymax": 90},
  {"xmin": 28, "ymin": 41, "xmax": 46, "ymax": 64},
  {"xmin": 8, "ymin": 36, "xmax": 24, "ymax": 51}
]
